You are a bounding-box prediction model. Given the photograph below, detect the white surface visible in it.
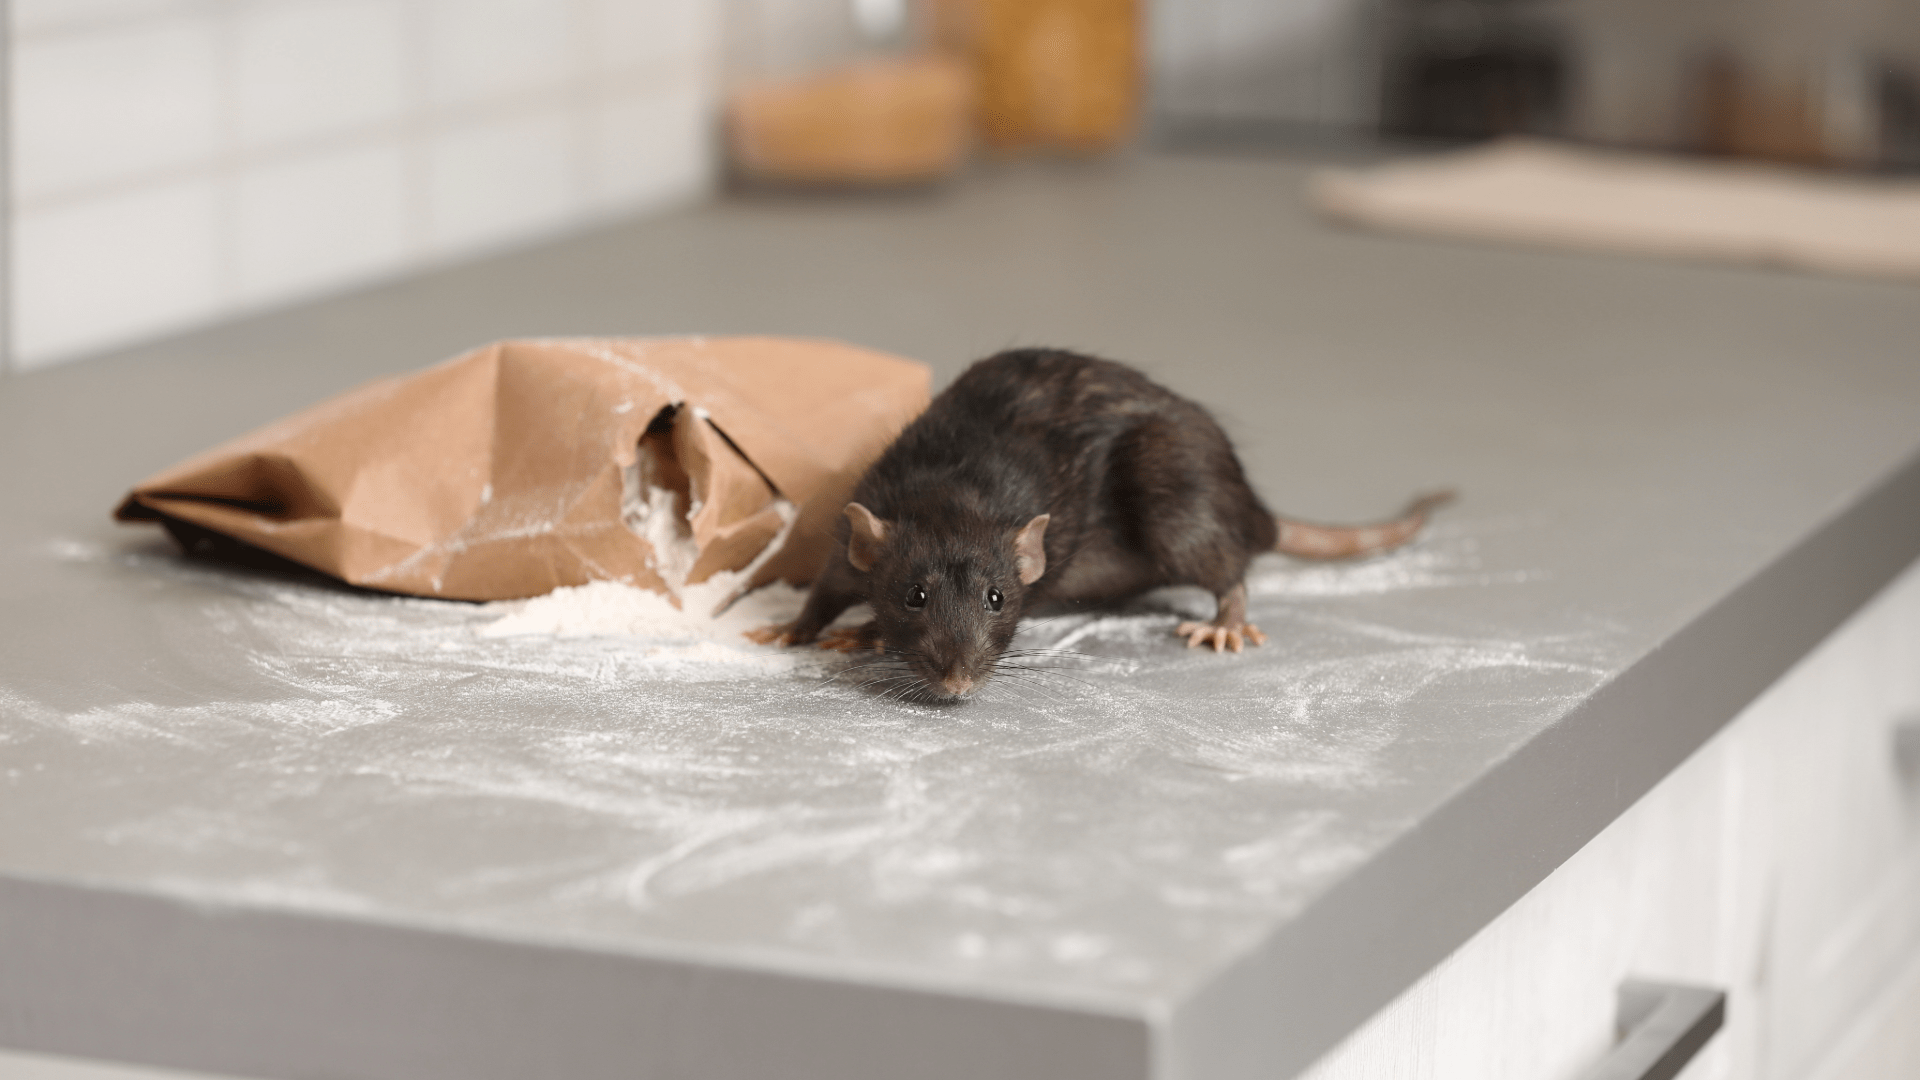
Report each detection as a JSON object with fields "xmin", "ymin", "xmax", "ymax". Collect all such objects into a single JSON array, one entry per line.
[
  {"xmin": 1804, "ymin": 945, "xmax": 1920, "ymax": 1080},
  {"xmin": 8, "ymin": 2, "xmax": 195, "ymax": 34},
  {"xmin": 232, "ymin": 142, "xmax": 411, "ymax": 308},
  {"xmin": 592, "ymin": 0, "xmax": 710, "ymax": 74},
  {"xmin": 5, "ymin": 0, "xmax": 719, "ymax": 368},
  {"xmin": 588, "ymin": 79, "xmax": 712, "ymax": 215},
  {"xmin": 422, "ymin": 0, "xmax": 580, "ymax": 110},
  {"xmin": 422, "ymin": 106, "xmax": 582, "ymax": 257},
  {"xmin": 10, "ymin": 14, "xmax": 221, "ymax": 202},
  {"xmin": 1297, "ymin": 555, "xmax": 1920, "ymax": 1080},
  {"xmin": 13, "ymin": 179, "xmax": 226, "ymax": 362},
  {"xmin": 233, "ymin": 0, "xmax": 409, "ymax": 149}
]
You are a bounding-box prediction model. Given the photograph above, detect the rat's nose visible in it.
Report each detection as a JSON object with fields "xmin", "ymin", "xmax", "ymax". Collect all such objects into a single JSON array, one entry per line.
[{"xmin": 941, "ymin": 673, "xmax": 975, "ymax": 697}]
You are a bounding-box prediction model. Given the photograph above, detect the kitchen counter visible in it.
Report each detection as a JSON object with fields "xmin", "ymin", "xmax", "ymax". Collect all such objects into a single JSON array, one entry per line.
[{"xmin": 3, "ymin": 152, "xmax": 1919, "ymax": 1080}]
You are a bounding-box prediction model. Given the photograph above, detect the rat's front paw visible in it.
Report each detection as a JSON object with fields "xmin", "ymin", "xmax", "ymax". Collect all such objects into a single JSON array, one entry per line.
[
  {"xmin": 1175, "ymin": 620, "xmax": 1268, "ymax": 653},
  {"xmin": 816, "ymin": 626, "xmax": 885, "ymax": 654},
  {"xmin": 745, "ymin": 622, "xmax": 807, "ymax": 646}
]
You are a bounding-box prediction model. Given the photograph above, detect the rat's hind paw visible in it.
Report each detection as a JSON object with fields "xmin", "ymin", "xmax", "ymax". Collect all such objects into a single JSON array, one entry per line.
[
  {"xmin": 1175, "ymin": 620, "xmax": 1267, "ymax": 653},
  {"xmin": 816, "ymin": 625, "xmax": 883, "ymax": 654}
]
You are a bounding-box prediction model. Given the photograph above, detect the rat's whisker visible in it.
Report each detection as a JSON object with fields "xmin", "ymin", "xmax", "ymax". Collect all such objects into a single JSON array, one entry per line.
[
  {"xmin": 866, "ymin": 672, "xmax": 923, "ymax": 694},
  {"xmin": 997, "ymin": 660, "xmax": 1096, "ymax": 689},
  {"xmin": 993, "ymin": 673, "xmax": 1059, "ymax": 708},
  {"xmin": 988, "ymin": 665, "xmax": 1076, "ymax": 703},
  {"xmin": 852, "ymin": 674, "xmax": 916, "ymax": 695},
  {"xmin": 1012, "ymin": 614, "xmax": 1077, "ymax": 638},
  {"xmin": 837, "ymin": 658, "xmax": 910, "ymax": 682},
  {"xmin": 1000, "ymin": 647, "xmax": 1126, "ymax": 667}
]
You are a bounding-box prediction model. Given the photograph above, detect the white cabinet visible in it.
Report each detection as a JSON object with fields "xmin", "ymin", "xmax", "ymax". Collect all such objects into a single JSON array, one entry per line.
[{"xmin": 1301, "ymin": 556, "xmax": 1920, "ymax": 1080}]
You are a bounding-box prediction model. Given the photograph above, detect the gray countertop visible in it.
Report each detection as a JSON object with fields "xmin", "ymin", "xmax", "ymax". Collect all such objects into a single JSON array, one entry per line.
[{"xmin": 3, "ymin": 152, "xmax": 1919, "ymax": 1080}]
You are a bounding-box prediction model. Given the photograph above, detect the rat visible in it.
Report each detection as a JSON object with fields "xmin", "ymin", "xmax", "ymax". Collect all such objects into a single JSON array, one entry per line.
[{"xmin": 747, "ymin": 348, "xmax": 1451, "ymax": 701}]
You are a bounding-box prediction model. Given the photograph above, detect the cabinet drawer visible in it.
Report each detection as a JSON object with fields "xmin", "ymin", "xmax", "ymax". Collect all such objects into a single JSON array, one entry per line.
[{"xmin": 1300, "ymin": 555, "xmax": 1920, "ymax": 1080}]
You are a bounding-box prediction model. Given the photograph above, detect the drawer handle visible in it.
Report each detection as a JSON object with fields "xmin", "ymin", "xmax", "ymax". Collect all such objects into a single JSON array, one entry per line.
[{"xmin": 1579, "ymin": 980, "xmax": 1726, "ymax": 1080}]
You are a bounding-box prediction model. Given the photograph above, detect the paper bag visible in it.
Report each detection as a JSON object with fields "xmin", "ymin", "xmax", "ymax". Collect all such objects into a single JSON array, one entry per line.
[{"xmin": 115, "ymin": 337, "xmax": 932, "ymax": 603}]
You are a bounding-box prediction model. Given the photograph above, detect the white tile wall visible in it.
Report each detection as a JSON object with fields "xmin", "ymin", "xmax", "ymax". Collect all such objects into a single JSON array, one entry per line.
[
  {"xmin": 593, "ymin": 0, "xmax": 709, "ymax": 73},
  {"xmin": 423, "ymin": 0, "xmax": 580, "ymax": 109},
  {"xmin": 424, "ymin": 105, "xmax": 582, "ymax": 257},
  {"xmin": 588, "ymin": 78, "xmax": 710, "ymax": 214},
  {"xmin": 233, "ymin": 0, "xmax": 409, "ymax": 149},
  {"xmin": 233, "ymin": 140, "xmax": 410, "ymax": 307},
  {"xmin": 6, "ymin": 0, "xmax": 721, "ymax": 371},
  {"xmin": 12, "ymin": 13, "xmax": 223, "ymax": 201},
  {"xmin": 9, "ymin": 1, "xmax": 195, "ymax": 36},
  {"xmin": 14, "ymin": 176, "xmax": 225, "ymax": 361}
]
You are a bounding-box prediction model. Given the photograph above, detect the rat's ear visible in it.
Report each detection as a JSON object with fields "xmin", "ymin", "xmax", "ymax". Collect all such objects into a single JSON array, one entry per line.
[
  {"xmin": 844, "ymin": 503, "xmax": 890, "ymax": 572},
  {"xmin": 1013, "ymin": 513, "xmax": 1049, "ymax": 584}
]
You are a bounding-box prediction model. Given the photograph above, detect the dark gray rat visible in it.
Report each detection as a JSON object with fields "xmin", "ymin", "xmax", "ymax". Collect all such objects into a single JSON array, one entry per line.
[{"xmin": 748, "ymin": 348, "xmax": 1450, "ymax": 700}]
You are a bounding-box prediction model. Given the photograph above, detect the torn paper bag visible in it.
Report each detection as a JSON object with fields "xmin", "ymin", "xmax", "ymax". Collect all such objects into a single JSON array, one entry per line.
[{"xmin": 115, "ymin": 337, "xmax": 932, "ymax": 606}]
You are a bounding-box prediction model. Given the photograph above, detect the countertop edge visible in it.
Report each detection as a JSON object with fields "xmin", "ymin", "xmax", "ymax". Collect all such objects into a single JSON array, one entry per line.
[
  {"xmin": 1165, "ymin": 445, "xmax": 1920, "ymax": 1080},
  {"xmin": 0, "ymin": 872, "xmax": 1152, "ymax": 1080}
]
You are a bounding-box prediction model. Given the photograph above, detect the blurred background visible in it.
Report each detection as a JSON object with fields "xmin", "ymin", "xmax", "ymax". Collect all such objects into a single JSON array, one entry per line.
[{"xmin": 2, "ymin": 0, "xmax": 1916, "ymax": 373}]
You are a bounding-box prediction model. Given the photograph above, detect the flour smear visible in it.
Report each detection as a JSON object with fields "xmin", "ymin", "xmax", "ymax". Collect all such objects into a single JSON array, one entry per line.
[{"xmin": 13, "ymin": 510, "xmax": 1637, "ymax": 998}]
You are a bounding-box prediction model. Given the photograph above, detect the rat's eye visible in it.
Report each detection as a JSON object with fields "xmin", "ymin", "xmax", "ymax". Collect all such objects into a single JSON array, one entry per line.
[
  {"xmin": 904, "ymin": 584, "xmax": 928, "ymax": 609},
  {"xmin": 986, "ymin": 587, "xmax": 1004, "ymax": 611}
]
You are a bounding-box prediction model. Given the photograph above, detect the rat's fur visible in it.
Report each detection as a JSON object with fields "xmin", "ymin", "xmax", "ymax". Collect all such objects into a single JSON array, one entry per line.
[{"xmin": 751, "ymin": 348, "xmax": 1448, "ymax": 700}]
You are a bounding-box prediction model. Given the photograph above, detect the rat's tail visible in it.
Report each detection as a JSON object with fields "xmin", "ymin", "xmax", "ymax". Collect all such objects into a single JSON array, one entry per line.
[{"xmin": 1272, "ymin": 490, "xmax": 1455, "ymax": 560}]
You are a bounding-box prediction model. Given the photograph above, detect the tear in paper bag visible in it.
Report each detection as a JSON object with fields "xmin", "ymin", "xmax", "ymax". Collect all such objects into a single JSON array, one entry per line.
[{"xmin": 115, "ymin": 337, "xmax": 932, "ymax": 605}]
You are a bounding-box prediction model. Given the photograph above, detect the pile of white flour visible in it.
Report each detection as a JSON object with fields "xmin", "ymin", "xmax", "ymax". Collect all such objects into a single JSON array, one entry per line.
[
  {"xmin": 478, "ymin": 574, "xmax": 811, "ymax": 642},
  {"xmin": 475, "ymin": 461, "xmax": 818, "ymax": 647}
]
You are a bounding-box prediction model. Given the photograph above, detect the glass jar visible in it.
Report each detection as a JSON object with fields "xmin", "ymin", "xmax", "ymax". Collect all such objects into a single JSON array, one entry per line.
[
  {"xmin": 959, "ymin": 0, "xmax": 1143, "ymax": 153},
  {"xmin": 723, "ymin": 0, "xmax": 973, "ymax": 186}
]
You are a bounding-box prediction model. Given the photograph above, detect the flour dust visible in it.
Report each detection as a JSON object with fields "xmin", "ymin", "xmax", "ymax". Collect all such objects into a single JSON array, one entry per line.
[{"xmin": 13, "ymin": 516, "xmax": 1627, "ymax": 1004}]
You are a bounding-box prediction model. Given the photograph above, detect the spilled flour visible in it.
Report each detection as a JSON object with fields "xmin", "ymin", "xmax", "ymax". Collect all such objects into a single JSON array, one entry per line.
[
  {"xmin": 8, "ymin": 517, "xmax": 1631, "ymax": 1004},
  {"xmin": 479, "ymin": 577, "xmax": 808, "ymax": 642},
  {"xmin": 1248, "ymin": 531, "xmax": 1546, "ymax": 598},
  {"xmin": 457, "ymin": 433, "xmax": 821, "ymax": 656},
  {"xmin": 617, "ymin": 402, "xmax": 802, "ymax": 619}
]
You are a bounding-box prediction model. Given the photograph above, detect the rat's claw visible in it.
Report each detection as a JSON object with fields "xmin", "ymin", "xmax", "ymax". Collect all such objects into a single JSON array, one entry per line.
[
  {"xmin": 1174, "ymin": 620, "xmax": 1268, "ymax": 653},
  {"xmin": 1176, "ymin": 620, "xmax": 1217, "ymax": 650}
]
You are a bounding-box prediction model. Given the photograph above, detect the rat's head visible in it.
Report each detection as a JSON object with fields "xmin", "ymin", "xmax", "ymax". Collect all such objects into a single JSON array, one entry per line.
[{"xmin": 844, "ymin": 502, "xmax": 1049, "ymax": 702}]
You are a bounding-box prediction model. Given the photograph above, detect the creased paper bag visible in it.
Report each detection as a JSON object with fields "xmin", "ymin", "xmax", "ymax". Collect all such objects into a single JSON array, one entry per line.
[{"xmin": 115, "ymin": 337, "xmax": 932, "ymax": 604}]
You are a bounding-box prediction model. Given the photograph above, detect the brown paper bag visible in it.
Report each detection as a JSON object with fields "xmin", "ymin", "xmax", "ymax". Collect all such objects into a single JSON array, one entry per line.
[{"xmin": 115, "ymin": 337, "xmax": 932, "ymax": 604}]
